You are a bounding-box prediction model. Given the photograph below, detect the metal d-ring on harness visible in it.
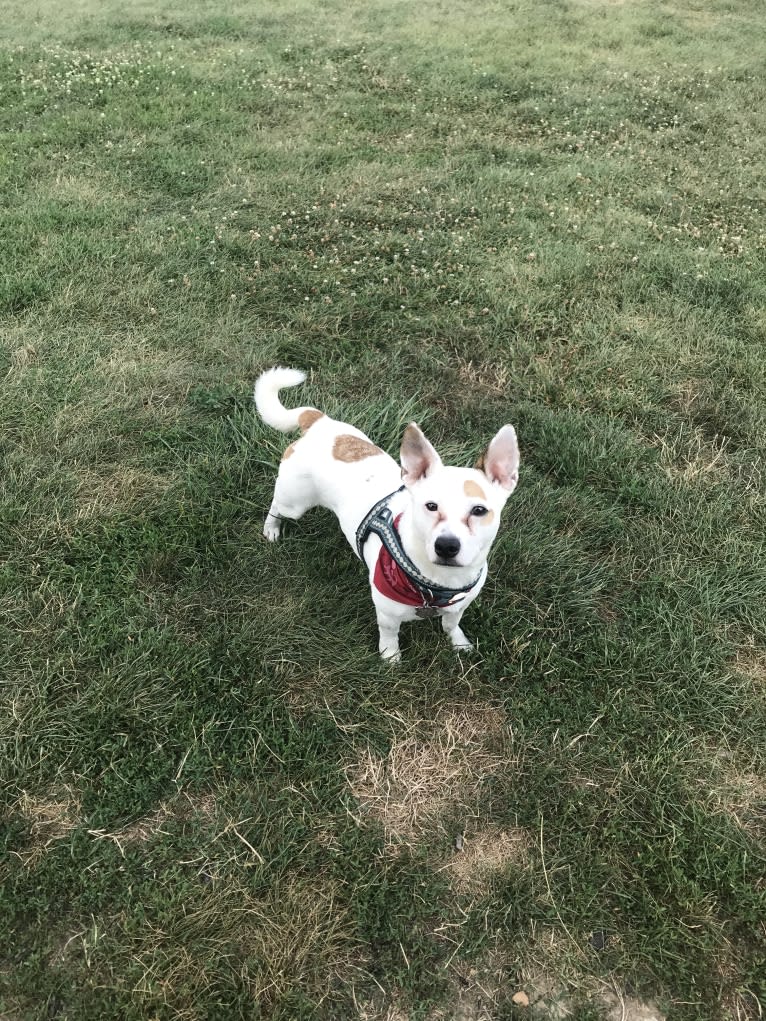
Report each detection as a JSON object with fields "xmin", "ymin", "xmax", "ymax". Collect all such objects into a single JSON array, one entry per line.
[{"xmin": 355, "ymin": 486, "xmax": 481, "ymax": 609}]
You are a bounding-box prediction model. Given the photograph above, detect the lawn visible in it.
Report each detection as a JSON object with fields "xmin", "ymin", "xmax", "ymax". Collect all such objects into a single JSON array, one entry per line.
[{"xmin": 1, "ymin": 0, "xmax": 765, "ymax": 1018}]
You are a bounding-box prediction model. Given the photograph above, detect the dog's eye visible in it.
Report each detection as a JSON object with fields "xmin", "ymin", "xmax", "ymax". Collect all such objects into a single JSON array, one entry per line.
[
  {"xmin": 471, "ymin": 505, "xmax": 489, "ymax": 517},
  {"xmin": 425, "ymin": 501, "xmax": 438, "ymax": 512}
]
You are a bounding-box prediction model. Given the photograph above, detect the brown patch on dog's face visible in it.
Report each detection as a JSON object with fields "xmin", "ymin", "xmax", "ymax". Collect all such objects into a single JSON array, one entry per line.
[
  {"xmin": 474, "ymin": 508, "xmax": 495, "ymax": 527},
  {"xmin": 282, "ymin": 443, "xmax": 296, "ymax": 461},
  {"xmin": 332, "ymin": 434, "xmax": 383, "ymax": 462},
  {"xmin": 464, "ymin": 479, "xmax": 487, "ymax": 501},
  {"xmin": 464, "ymin": 477, "xmax": 494, "ymax": 527},
  {"xmin": 298, "ymin": 409, "xmax": 324, "ymax": 433}
]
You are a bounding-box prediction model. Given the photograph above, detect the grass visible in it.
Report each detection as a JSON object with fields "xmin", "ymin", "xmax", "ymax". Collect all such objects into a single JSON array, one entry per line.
[{"xmin": 1, "ymin": 0, "xmax": 765, "ymax": 1017}]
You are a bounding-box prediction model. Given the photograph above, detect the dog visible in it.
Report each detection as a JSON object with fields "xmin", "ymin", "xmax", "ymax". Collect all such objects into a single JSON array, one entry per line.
[{"xmin": 254, "ymin": 367, "xmax": 520, "ymax": 662}]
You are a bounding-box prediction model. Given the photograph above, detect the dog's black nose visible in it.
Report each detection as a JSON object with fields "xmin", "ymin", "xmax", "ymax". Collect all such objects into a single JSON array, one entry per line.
[{"xmin": 435, "ymin": 535, "xmax": 461, "ymax": 560}]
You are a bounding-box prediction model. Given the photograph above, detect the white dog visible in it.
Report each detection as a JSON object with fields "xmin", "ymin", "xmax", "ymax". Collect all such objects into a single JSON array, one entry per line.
[{"xmin": 255, "ymin": 367, "xmax": 520, "ymax": 662}]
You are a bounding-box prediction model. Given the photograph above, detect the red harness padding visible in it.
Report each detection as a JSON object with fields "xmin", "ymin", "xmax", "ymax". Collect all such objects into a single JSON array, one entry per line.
[{"xmin": 373, "ymin": 514, "xmax": 453, "ymax": 608}]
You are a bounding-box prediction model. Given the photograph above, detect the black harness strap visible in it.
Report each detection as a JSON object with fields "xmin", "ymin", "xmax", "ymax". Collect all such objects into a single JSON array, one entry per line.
[{"xmin": 355, "ymin": 486, "xmax": 481, "ymax": 607}]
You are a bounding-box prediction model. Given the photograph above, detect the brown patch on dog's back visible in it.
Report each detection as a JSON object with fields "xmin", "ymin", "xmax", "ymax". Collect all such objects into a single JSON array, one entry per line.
[
  {"xmin": 464, "ymin": 479, "xmax": 487, "ymax": 501},
  {"xmin": 282, "ymin": 443, "xmax": 296, "ymax": 461},
  {"xmin": 298, "ymin": 409, "xmax": 324, "ymax": 433},
  {"xmin": 332, "ymin": 434, "xmax": 384, "ymax": 462}
]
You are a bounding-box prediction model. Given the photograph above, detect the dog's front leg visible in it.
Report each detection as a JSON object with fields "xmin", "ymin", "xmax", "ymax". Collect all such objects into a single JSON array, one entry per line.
[
  {"xmin": 441, "ymin": 607, "xmax": 473, "ymax": 652},
  {"xmin": 376, "ymin": 608, "xmax": 402, "ymax": 663}
]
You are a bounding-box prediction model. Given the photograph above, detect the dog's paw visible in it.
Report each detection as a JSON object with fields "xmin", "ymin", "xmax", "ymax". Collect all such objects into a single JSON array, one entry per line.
[
  {"xmin": 380, "ymin": 647, "xmax": 402, "ymax": 665},
  {"xmin": 263, "ymin": 517, "xmax": 281, "ymax": 542},
  {"xmin": 452, "ymin": 641, "xmax": 474, "ymax": 654},
  {"xmin": 448, "ymin": 627, "xmax": 474, "ymax": 652}
]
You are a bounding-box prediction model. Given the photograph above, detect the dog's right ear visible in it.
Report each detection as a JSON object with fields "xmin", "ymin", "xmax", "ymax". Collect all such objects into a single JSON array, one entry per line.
[{"xmin": 400, "ymin": 423, "xmax": 443, "ymax": 485}]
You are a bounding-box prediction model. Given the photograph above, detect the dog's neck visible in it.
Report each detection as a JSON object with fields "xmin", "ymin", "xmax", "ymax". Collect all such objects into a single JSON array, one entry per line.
[{"xmin": 393, "ymin": 499, "xmax": 486, "ymax": 590}]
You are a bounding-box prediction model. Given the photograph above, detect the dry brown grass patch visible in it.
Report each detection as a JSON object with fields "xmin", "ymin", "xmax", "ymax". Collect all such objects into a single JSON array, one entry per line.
[
  {"xmin": 238, "ymin": 877, "xmax": 361, "ymax": 1006},
  {"xmin": 518, "ymin": 927, "xmax": 665, "ymax": 1020},
  {"xmin": 13, "ymin": 785, "xmax": 81, "ymax": 866},
  {"xmin": 695, "ymin": 650, "xmax": 766, "ymax": 841},
  {"xmin": 653, "ymin": 427, "xmax": 731, "ymax": 485},
  {"xmin": 86, "ymin": 791, "xmax": 219, "ymax": 853},
  {"xmin": 8, "ymin": 343, "xmax": 38, "ymax": 371},
  {"xmin": 347, "ymin": 704, "xmax": 510, "ymax": 849},
  {"xmin": 346, "ymin": 705, "xmax": 530, "ymax": 897},
  {"xmin": 356, "ymin": 993, "xmax": 411, "ymax": 1020},
  {"xmin": 431, "ymin": 952, "xmax": 512, "ymax": 1021},
  {"xmin": 702, "ymin": 747, "xmax": 766, "ymax": 842},
  {"xmin": 443, "ymin": 826, "xmax": 531, "ymax": 895},
  {"xmin": 734, "ymin": 645, "xmax": 766, "ymax": 687},
  {"xmin": 74, "ymin": 466, "xmax": 174, "ymax": 519},
  {"xmin": 456, "ymin": 357, "xmax": 512, "ymax": 398},
  {"xmin": 124, "ymin": 873, "xmax": 361, "ymax": 1013}
]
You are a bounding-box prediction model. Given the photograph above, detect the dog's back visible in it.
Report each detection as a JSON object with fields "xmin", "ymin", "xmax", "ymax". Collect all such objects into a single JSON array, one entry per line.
[{"xmin": 255, "ymin": 367, "xmax": 401, "ymax": 548}]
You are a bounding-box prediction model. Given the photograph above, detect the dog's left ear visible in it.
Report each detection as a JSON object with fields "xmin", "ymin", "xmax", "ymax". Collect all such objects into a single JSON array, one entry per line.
[
  {"xmin": 477, "ymin": 425, "xmax": 520, "ymax": 493},
  {"xmin": 400, "ymin": 423, "xmax": 443, "ymax": 485}
]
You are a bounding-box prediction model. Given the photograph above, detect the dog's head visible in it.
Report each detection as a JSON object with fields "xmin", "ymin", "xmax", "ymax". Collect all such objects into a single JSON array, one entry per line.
[{"xmin": 400, "ymin": 423, "xmax": 519, "ymax": 570}]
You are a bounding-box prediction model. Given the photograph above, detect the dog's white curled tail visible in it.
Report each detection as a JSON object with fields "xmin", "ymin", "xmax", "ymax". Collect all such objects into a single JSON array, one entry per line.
[{"xmin": 254, "ymin": 366, "xmax": 318, "ymax": 432}]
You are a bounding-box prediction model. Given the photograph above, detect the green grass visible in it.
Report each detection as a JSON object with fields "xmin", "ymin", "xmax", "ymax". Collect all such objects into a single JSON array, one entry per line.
[{"xmin": 1, "ymin": 0, "xmax": 765, "ymax": 1018}]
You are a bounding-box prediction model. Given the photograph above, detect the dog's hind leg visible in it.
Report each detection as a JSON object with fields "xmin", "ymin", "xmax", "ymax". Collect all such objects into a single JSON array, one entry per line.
[
  {"xmin": 263, "ymin": 502, "xmax": 286, "ymax": 541},
  {"xmin": 263, "ymin": 497, "xmax": 313, "ymax": 541},
  {"xmin": 263, "ymin": 474, "xmax": 315, "ymax": 542}
]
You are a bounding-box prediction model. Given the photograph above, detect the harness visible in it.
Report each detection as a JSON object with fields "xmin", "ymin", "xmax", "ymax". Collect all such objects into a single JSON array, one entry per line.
[{"xmin": 355, "ymin": 487, "xmax": 482, "ymax": 612}]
